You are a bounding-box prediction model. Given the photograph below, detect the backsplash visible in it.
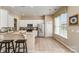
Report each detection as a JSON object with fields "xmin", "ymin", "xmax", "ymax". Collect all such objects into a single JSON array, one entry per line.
[{"xmin": 0, "ymin": 27, "xmax": 15, "ymax": 33}]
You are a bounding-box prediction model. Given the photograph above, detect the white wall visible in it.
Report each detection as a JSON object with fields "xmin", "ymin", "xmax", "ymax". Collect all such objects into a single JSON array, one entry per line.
[
  {"xmin": 53, "ymin": 6, "xmax": 79, "ymax": 52},
  {"xmin": 67, "ymin": 6, "xmax": 79, "ymax": 52}
]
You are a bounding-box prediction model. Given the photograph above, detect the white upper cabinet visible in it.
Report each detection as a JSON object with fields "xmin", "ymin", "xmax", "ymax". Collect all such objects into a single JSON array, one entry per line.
[
  {"xmin": 0, "ymin": 9, "xmax": 8, "ymax": 27},
  {"xmin": 8, "ymin": 15, "xmax": 14, "ymax": 27},
  {"xmin": 0, "ymin": 9, "xmax": 14, "ymax": 28}
]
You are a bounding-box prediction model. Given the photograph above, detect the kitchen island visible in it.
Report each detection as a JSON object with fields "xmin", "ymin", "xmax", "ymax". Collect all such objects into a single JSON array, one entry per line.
[
  {"xmin": 0, "ymin": 30, "xmax": 36, "ymax": 52},
  {"xmin": 22, "ymin": 31, "xmax": 36, "ymax": 52}
]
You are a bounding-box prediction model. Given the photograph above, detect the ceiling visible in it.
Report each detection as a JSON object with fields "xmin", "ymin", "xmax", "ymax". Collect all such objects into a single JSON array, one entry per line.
[{"xmin": 2, "ymin": 6, "xmax": 61, "ymax": 16}]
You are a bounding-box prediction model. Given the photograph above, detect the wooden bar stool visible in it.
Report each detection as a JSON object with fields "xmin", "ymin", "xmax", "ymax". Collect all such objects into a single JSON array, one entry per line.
[
  {"xmin": 15, "ymin": 39, "xmax": 27, "ymax": 53},
  {"xmin": 0, "ymin": 40, "xmax": 15, "ymax": 53}
]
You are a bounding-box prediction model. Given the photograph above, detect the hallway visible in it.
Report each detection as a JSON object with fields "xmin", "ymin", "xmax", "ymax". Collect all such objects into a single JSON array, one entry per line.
[{"xmin": 33, "ymin": 38, "xmax": 71, "ymax": 53}]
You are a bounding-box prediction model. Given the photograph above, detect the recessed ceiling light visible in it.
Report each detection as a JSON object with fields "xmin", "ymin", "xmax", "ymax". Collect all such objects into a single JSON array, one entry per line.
[
  {"xmin": 30, "ymin": 6, "xmax": 34, "ymax": 8},
  {"xmin": 11, "ymin": 6, "xmax": 15, "ymax": 8},
  {"xmin": 20, "ymin": 6, "xmax": 26, "ymax": 7},
  {"xmin": 49, "ymin": 9, "xmax": 52, "ymax": 11},
  {"xmin": 54, "ymin": 9, "xmax": 57, "ymax": 11},
  {"xmin": 22, "ymin": 13, "xmax": 25, "ymax": 16}
]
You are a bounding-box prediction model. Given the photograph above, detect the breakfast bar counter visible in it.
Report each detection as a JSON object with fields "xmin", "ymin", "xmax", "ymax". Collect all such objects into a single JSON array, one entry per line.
[{"xmin": 0, "ymin": 30, "xmax": 36, "ymax": 52}]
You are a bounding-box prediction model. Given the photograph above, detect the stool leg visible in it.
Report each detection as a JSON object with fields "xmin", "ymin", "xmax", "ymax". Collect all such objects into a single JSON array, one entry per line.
[
  {"xmin": 23, "ymin": 43, "xmax": 25, "ymax": 53},
  {"xmin": 5, "ymin": 43, "xmax": 7, "ymax": 53},
  {"xmin": 0, "ymin": 43, "xmax": 1, "ymax": 51},
  {"xmin": 25, "ymin": 42, "xmax": 27, "ymax": 53},
  {"xmin": 12, "ymin": 41, "xmax": 15, "ymax": 53},
  {"xmin": 0, "ymin": 43, "xmax": 2, "ymax": 52},
  {"xmin": 15, "ymin": 43, "xmax": 17, "ymax": 53},
  {"xmin": 18, "ymin": 43, "xmax": 20, "ymax": 52},
  {"xmin": 8, "ymin": 43, "xmax": 10, "ymax": 53}
]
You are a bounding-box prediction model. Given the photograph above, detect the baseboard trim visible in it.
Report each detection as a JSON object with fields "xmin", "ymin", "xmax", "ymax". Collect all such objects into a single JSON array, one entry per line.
[
  {"xmin": 36, "ymin": 36, "xmax": 53, "ymax": 38},
  {"xmin": 54, "ymin": 37, "xmax": 77, "ymax": 53}
]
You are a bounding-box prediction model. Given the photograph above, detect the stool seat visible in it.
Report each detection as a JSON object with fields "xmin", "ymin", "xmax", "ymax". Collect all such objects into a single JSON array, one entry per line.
[
  {"xmin": 15, "ymin": 40, "xmax": 26, "ymax": 43},
  {"xmin": 0, "ymin": 40, "xmax": 13, "ymax": 43}
]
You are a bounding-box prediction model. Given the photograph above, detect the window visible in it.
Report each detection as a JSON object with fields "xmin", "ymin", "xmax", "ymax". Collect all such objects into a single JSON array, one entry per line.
[{"xmin": 55, "ymin": 13, "xmax": 67, "ymax": 38}]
